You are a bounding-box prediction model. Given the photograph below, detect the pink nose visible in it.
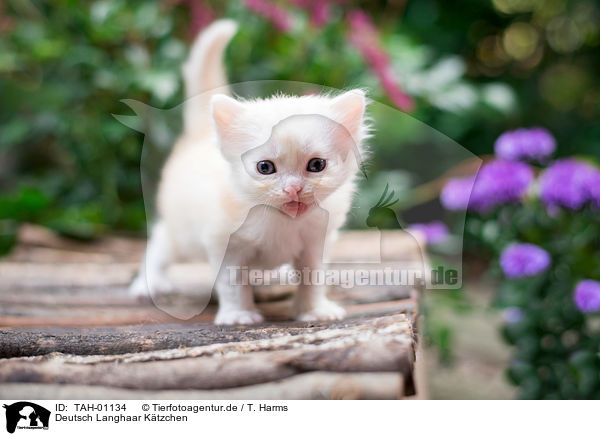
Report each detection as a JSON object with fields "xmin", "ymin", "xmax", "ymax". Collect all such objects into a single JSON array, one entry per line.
[{"xmin": 283, "ymin": 184, "xmax": 303, "ymax": 201}]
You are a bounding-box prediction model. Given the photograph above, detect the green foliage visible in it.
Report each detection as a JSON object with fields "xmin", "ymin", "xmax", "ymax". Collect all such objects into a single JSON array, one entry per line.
[
  {"xmin": 423, "ymin": 288, "xmax": 473, "ymax": 365},
  {"xmin": 0, "ymin": 0, "xmax": 190, "ymax": 242},
  {"xmin": 464, "ymin": 194, "xmax": 600, "ymax": 399}
]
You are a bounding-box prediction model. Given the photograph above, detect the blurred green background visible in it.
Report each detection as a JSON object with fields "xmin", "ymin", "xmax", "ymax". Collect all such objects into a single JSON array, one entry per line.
[{"xmin": 1, "ymin": 0, "xmax": 599, "ymax": 244}]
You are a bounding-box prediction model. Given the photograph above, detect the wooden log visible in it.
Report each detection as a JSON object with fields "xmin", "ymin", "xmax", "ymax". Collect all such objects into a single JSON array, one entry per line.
[
  {"xmin": 11, "ymin": 224, "xmax": 144, "ymax": 263},
  {"xmin": 0, "ymin": 371, "xmax": 404, "ymax": 400},
  {"xmin": 0, "ymin": 290, "xmax": 416, "ymax": 327},
  {"xmin": 43, "ymin": 314, "xmax": 414, "ymax": 364},
  {"xmin": 0, "ymin": 279, "xmax": 412, "ymax": 306},
  {"xmin": 0, "ymin": 315, "xmax": 414, "ymax": 391},
  {"xmin": 0, "ymin": 314, "xmax": 410, "ymax": 358},
  {"xmin": 8, "ymin": 225, "xmax": 423, "ymax": 265},
  {"xmin": 0, "ymin": 323, "xmax": 323, "ymax": 358},
  {"xmin": 0, "ymin": 315, "xmax": 413, "ymax": 360},
  {"xmin": 0, "ymin": 262, "xmax": 418, "ymax": 294},
  {"xmin": 0, "ymin": 229, "xmax": 423, "ymax": 399},
  {"xmin": 330, "ymin": 230, "xmax": 425, "ymax": 263},
  {"xmin": 0, "ymin": 262, "xmax": 140, "ymax": 289}
]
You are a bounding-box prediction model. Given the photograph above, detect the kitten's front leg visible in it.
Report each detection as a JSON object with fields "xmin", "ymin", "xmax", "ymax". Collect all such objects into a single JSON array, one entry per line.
[
  {"xmin": 213, "ymin": 261, "xmax": 264, "ymax": 325},
  {"xmin": 130, "ymin": 221, "xmax": 175, "ymax": 297},
  {"xmin": 293, "ymin": 252, "xmax": 346, "ymax": 322}
]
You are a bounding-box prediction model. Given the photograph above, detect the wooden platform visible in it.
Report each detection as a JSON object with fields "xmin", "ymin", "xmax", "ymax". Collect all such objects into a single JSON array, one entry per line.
[{"xmin": 0, "ymin": 225, "xmax": 424, "ymax": 400}]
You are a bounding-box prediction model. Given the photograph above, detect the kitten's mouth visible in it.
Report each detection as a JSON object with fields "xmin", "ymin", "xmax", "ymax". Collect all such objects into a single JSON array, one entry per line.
[{"xmin": 281, "ymin": 201, "xmax": 311, "ymax": 218}]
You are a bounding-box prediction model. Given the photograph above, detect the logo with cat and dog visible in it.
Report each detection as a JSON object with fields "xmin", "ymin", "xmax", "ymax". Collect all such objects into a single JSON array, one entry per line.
[{"xmin": 2, "ymin": 402, "xmax": 50, "ymax": 434}]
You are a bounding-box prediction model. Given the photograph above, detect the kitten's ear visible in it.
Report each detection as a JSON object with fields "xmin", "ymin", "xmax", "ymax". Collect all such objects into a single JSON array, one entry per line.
[
  {"xmin": 211, "ymin": 94, "xmax": 245, "ymax": 137},
  {"xmin": 331, "ymin": 90, "xmax": 367, "ymax": 139}
]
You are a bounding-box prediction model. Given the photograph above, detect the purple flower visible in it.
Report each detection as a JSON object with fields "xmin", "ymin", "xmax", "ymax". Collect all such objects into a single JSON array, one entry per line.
[
  {"xmin": 502, "ymin": 307, "xmax": 524, "ymax": 324},
  {"xmin": 574, "ymin": 280, "xmax": 600, "ymax": 313},
  {"xmin": 494, "ymin": 127, "xmax": 556, "ymax": 162},
  {"xmin": 585, "ymin": 170, "xmax": 600, "ymax": 207},
  {"xmin": 440, "ymin": 176, "xmax": 476, "ymax": 211},
  {"xmin": 473, "ymin": 160, "xmax": 534, "ymax": 211},
  {"xmin": 539, "ymin": 159, "xmax": 597, "ymax": 210},
  {"xmin": 407, "ymin": 221, "xmax": 450, "ymax": 245},
  {"xmin": 470, "ymin": 160, "xmax": 534, "ymax": 212},
  {"xmin": 500, "ymin": 243, "xmax": 551, "ymax": 279},
  {"xmin": 441, "ymin": 160, "xmax": 533, "ymax": 213}
]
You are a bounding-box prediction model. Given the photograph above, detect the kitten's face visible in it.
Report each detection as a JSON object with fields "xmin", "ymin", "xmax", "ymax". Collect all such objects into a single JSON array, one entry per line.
[{"xmin": 212, "ymin": 91, "xmax": 367, "ymax": 217}]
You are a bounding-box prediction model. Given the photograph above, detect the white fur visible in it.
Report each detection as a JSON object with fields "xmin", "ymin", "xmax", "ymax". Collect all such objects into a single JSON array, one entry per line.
[{"xmin": 130, "ymin": 19, "xmax": 369, "ymax": 324}]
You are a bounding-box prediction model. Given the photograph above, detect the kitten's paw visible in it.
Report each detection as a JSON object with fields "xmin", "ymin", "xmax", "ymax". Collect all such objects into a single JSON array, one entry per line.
[
  {"xmin": 129, "ymin": 276, "xmax": 148, "ymax": 297},
  {"xmin": 214, "ymin": 309, "xmax": 264, "ymax": 325},
  {"xmin": 297, "ymin": 300, "xmax": 346, "ymax": 322},
  {"xmin": 129, "ymin": 275, "xmax": 175, "ymax": 297}
]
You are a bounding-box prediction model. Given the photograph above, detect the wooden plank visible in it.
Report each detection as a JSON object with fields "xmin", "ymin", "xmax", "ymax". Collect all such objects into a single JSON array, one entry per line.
[
  {"xmin": 2, "ymin": 314, "xmax": 412, "ymax": 359},
  {"xmin": 8, "ymin": 224, "xmax": 144, "ymax": 263},
  {"xmin": 0, "ymin": 262, "xmax": 418, "ymax": 291},
  {"xmin": 0, "ymin": 315, "xmax": 414, "ymax": 391},
  {"xmin": 0, "ymin": 263, "xmax": 140, "ymax": 289},
  {"xmin": 0, "ymin": 372, "xmax": 404, "ymax": 400},
  {"xmin": 0, "ymin": 314, "xmax": 409, "ymax": 358},
  {"xmin": 0, "ymin": 295, "xmax": 415, "ymax": 328},
  {"xmin": 331, "ymin": 230, "xmax": 425, "ymax": 263},
  {"xmin": 0, "ymin": 279, "xmax": 412, "ymax": 305},
  {"xmin": 0, "ymin": 228, "xmax": 423, "ymax": 399},
  {"xmin": 6, "ymin": 225, "xmax": 424, "ymax": 265}
]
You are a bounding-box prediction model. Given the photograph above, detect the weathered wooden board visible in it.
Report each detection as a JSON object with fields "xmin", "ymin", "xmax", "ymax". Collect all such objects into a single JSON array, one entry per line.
[
  {"xmin": 0, "ymin": 372, "xmax": 405, "ymax": 400},
  {"xmin": 0, "ymin": 315, "xmax": 414, "ymax": 389},
  {"xmin": 7, "ymin": 225, "xmax": 425, "ymax": 265},
  {"xmin": 0, "ymin": 296, "xmax": 416, "ymax": 328},
  {"xmin": 0, "ymin": 226, "xmax": 424, "ymax": 399},
  {"xmin": 0, "ymin": 306, "xmax": 417, "ymax": 357}
]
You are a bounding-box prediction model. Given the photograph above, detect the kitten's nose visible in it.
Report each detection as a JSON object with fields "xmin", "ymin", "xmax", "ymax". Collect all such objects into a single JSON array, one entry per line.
[{"xmin": 283, "ymin": 184, "xmax": 303, "ymax": 201}]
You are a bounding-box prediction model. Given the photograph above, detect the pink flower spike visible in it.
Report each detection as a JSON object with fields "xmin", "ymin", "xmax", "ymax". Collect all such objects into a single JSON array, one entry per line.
[
  {"xmin": 244, "ymin": 0, "xmax": 294, "ymax": 32},
  {"xmin": 310, "ymin": 1, "xmax": 331, "ymax": 27},
  {"xmin": 189, "ymin": 1, "xmax": 214, "ymax": 36},
  {"xmin": 347, "ymin": 10, "xmax": 374, "ymax": 31},
  {"xmin": 290, "ymin": 0, "xmax": 332, "ymax": 28},
  {"xmin": 346, "ymin": 9, "xmax": 414, "ymax": 111}
]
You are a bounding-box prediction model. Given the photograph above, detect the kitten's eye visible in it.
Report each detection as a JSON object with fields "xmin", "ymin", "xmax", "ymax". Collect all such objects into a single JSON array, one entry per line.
[
  {"xmin": 307, "ymin": 158, "xmax": 326, "ymax": 173},
  {"xmin": 257, "ymin": 160, "xmax": 276, "ymax": 175}
]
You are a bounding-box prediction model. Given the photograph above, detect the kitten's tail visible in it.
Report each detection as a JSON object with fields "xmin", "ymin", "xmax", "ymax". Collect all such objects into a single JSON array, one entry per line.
[{"xmin": 182, "ymin": 19, "xmax": 238, "ymax": 137}]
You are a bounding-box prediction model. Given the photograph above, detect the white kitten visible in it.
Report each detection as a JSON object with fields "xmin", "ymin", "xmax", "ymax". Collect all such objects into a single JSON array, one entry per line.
[{"xmin": 130, "ymin": 19, "xmax": 370, "ymax": 324}]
